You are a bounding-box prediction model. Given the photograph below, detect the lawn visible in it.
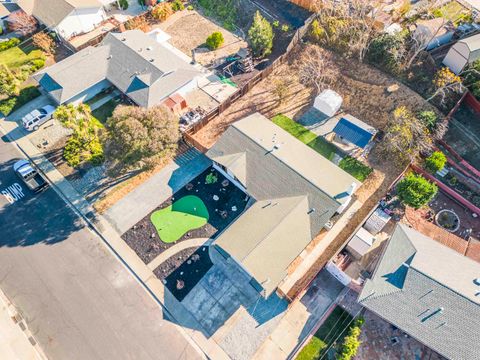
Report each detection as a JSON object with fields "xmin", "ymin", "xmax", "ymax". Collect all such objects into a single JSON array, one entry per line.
[
  {"xmin": 91, "ymin": 99, "xmax": 118, "ymax": 124},
  {"xmin": 296, "ymin": 306, "xmax": 354, "ymax": 360},
  {"xmin": 272, "ymin": 114, "xmax": 372, "ymax": 181},
  {"xmin": 0, "ymin": 44, "xmax": 45, "ymax": 70},
  {"xmin": 150, "ymin": 195, "xmax": 209, "ymax": 243},
  {"xmin": 0, "ymin": 86, "xmax": 40, "ymax": 116}
]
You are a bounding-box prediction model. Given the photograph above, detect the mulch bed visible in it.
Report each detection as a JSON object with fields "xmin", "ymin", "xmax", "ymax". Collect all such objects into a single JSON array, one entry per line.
[
  {"xmin": 122, "ymin": 166, "xmax": 249, "ymax": 264},
  {"xmin": 153, "ymin": 246, "xmax": 213, "ymax": 301}
]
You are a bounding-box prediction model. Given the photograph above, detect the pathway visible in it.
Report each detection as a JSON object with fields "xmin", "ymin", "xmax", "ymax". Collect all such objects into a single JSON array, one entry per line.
[{"xmin": 147, "ymin": 238, "xmax": 210, "ymax": 271}]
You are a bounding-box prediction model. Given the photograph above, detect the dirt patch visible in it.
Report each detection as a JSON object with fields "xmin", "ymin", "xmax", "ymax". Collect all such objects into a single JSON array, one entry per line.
[
  {"xmin": 154, "ymin": 10, "xmax": 248, "ymax": 67},
  {"xmin": 153, "ymin": 246, "xmax": 213, "ymax": 301},
  {"xmin": 122, "ymin": 167, "xmax": 249, "ymax": 264}
]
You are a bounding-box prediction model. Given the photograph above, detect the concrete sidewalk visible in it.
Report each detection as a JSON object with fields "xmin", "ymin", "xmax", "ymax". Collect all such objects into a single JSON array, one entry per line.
[
  {"xmin": 0, "ymin": 290, "xmax": 45, "ymax": 360},
  {"xmin": 0, "ymin": 115, "xmax": 228, "ymax": 359}
]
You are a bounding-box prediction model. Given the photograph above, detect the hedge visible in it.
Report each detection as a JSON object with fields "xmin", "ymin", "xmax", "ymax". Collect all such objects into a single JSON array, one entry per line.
[
  {"xmin": 0, "ymin": 38, "xmax": 21, "ymax": 52},
  {"xmin": 0, "ymin": 86, "xmax": 41, "ymax": 116}
]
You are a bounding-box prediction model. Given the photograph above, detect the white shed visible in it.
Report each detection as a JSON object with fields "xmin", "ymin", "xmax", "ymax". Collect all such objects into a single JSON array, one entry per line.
[
  {"xmin": 443, "ymin": 33, "xmax": 480, "ymax": 74},
  {"xmin": 346, "ymin": 227, "xmax": 375, "ymax": 259},
  {"xmin": 313, "ymin": 89, "xmax": 342, "ymax": 117}
]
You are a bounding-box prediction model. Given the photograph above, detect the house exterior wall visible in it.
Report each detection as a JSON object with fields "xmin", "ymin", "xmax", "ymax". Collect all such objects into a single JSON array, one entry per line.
[
  {"xmin": 56, "ymin": 7, "xmax": 106, "ymax": 39},
  {"xmin": 66, "ymin": 79, "xmax": 112, "ymax": 105}
]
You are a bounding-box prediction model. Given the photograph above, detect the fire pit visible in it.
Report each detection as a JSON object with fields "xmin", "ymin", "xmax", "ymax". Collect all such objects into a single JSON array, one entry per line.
[{"xmin": 435, "ymin": 209, "xmax": 460, "ymax": 233}]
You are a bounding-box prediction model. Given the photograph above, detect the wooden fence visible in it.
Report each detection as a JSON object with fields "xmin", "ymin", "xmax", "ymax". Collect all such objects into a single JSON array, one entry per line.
[{"xmin": 184, "ymin": 13, "xmax": 316, "ymax": 138}]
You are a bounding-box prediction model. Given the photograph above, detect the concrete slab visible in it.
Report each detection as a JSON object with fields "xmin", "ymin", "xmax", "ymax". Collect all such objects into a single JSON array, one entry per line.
[
  {"xmin": 200, "ymin": 302, "xmax": 230, "ymax": 337},
  {"xmin": 199, "ymin": 266, "xmax": 234, "ymax": 302},
  {"xmin": 182, "ymin": 283, "xmax": 217, "ymax": 317}
]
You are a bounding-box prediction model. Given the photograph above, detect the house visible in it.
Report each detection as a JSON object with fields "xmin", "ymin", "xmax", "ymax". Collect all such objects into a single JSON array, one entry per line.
[
  {"xmin": 443, "ymin": 32, "xmax": 480, "ymax": 74},
  {"xmin": 358, "ymin": 224, "xmax": 480, "ymax": 360},
  {"xmin": 34, "ymin": 29, "xmax": 203, "ymax": 108},
  {"xmin": 16, "ymin": 0, "xmax": 116, "ymax": 39},
  {"xmin": 207, "ymin": 113, "xmax": 361, "ymax": 298}
]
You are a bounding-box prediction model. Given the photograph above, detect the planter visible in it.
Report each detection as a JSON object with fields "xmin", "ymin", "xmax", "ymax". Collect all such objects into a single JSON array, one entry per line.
[{"xmin": 435, "ymin": 209, "xmax": 460, "ymax": 233}]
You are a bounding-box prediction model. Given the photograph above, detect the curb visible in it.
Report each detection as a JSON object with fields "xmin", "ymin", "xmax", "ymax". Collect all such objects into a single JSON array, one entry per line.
[
  {"xmin": 0, "ymin": 123, "xmax": 208, "ymax": 359},
  {"xmin": 0, "ymin": 288, "xmax": 48, "ymax": 360}
]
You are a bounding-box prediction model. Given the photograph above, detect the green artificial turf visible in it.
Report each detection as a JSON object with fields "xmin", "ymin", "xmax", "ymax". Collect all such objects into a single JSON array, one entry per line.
[
  {"xmin": 272, "ymin": 114, "xmax": 373, "ymax": 181},
  {"xmin": 150, "ymin": 195, "xmax": 209, "ymax": 243}
]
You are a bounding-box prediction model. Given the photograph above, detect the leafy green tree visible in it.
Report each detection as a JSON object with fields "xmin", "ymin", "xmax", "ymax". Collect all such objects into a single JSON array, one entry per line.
[
  {"xmin": 206, "ymin": 31, "xmax": 224, "ymax": 50},
  {"xmin": 171, "ymin": 0, "xmax": 184, "ymax": 11},
  {"xmin": 105, "ymin": 105, "xmax": 179, "ymax": 172},
  {"xmin": 0, "ymin": 65, "xmax": 19, "ymax": 97},
  {"xmin": 367, "ymin": 32, "xmax": 406, "ymax": 75},
  {"xmin": 118, "ymin": 0, "xmax": 129, "ymax": 10},
  {"xmin": 248, "ymin": 11, "xmax": 274, "ymax": 58},
  {"xmin": 54, "ymin": 104, "xmax": 104, "ymax": 167},
  {"xmin": 397, "ymin": 173, "xmax": 438, "ymax": 209},
  {"xmin": 425, "ymin": 151, "xmax": 447, "ymax": 173}
]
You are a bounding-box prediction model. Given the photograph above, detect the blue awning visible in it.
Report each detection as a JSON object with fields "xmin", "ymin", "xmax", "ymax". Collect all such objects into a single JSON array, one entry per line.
[{"xmin": 332, "ymin": 118, "xmax": 374, "ymax": 148}]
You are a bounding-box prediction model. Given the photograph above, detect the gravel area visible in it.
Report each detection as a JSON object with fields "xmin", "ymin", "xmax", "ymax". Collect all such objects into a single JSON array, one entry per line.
[
  {"xmin": 122, "ymin": 166, "xmax": 249, "ymax": 264},
  {"xmin": 29, "ymin": 119, "xmax": 72, "ymax": 150},
  {"xmin": 153, "ymin": 246, "xmax": 213, "ymax": 301}
]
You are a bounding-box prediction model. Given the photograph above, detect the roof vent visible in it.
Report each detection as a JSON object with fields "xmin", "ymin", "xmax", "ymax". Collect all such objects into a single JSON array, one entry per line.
[
  {"xmin": 149, "ymin": 58, "xmax": 154, "ymax": 62},
  {"xmin": 121, "ymin": 37, "xmax": 126, "ymax": 41},
  {"xmin": 273, "ymin": 144, "xmax": 280, "ymax": 150},
  {"xmin": 138, "ymin": 48, "xmax": 143, "ymax": 52},
  {"xmin": 474, "ymin": 278, "xmax": 480, "ymax": 285},
  {"xmin": 308, "ymin": 208, "xmax": 316, "ymax": 215},
  {"xmin": 146, "ymin": 46, "xmax": 153, "ymax": 51},
  {"xmin": 107, "ymin": 55, "xmax": 112, "ymax": 60}
]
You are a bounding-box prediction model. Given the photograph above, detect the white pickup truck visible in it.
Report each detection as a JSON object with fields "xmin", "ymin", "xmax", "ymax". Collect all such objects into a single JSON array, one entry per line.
[{"xmin": 13, "ymin": 160, "xmax": 48, "ymax": 193}]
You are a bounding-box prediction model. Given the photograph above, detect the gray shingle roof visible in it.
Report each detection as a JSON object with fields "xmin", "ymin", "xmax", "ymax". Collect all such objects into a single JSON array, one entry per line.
[
  {"xmin": 208, "ymin": 113, "xmax": 360, "ymax": 297},
  {"xmin": 358, "ymin": 224, "xmax": 480, "ymax": 360},
  {"xmin": 17, "ymin": 0, "xmax": 102, "ymax": 28},
  {"xmin": 35, "ymin": 30, "xmax": 201, "ymax": 107}
]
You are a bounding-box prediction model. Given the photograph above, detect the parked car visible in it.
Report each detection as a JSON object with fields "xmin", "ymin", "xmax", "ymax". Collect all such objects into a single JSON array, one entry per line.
[
  {"xmin": 22, "ymin": 105, "xmax": 56, "ymax": 131},
  {"xmin": 13, "ymin": 160, "xmax": 48, "ymax": 192}
]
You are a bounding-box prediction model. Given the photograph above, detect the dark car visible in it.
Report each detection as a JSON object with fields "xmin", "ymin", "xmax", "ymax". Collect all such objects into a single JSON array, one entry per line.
[{"xmin": 13, "ymin": 160, "xmax": 48, "ymax": 192}]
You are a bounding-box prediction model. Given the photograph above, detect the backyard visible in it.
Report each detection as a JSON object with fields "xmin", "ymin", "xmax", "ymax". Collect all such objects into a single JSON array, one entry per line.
[
  {"xmin": 122, "ymin": 166, "xmax": 249, "ymax": 264},
  {"xmin": 0, "ymin": 42, "xmax": 44, "ymax": 70}
]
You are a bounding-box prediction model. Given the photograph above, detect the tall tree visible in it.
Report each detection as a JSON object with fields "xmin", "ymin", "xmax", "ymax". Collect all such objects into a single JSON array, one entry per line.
[
  {"xmin": 32, "ymin": 32, "xmax": 55, "ymax": 54},
  {"xmin": 105, "ymin": 105, "xmax": 179, "ymax": 172},
  {"xmin": 0, "ymin": 65, "xmax": 19, "ymax": 97},
  {"xmin": 7, "ymin": 11, "xmax": 38, "ymax": 36},
  {"xmin": 297, "ymin": 46, "xmax": 337, "ymax": 94},
  {"xmin": 248, "ymin": 11, "xmax": 274, "ymax": 58}
]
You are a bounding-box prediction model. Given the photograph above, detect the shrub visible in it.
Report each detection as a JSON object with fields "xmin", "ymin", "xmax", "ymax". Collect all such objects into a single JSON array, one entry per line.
[
  {"xmin": 248, "ymin": 11, "xmax": 274, "ymax": 58},
  {"xmin": 339, "ymin": 156, "xmax": 373, "ymax": 182},
  {"xmin": 337, "ymin": 318, "xmax": 364, "ymax": 360},
  {"xmin": 417, "ymin": 110, "xmax": 438, "ymax": 131},
  {"xmin": 198, "ymin": 0, "xmax": 237, "ymax": 31},
  {"xmin": 397, "ymin": 173, "xmax": 438, "ymax": 209},
  {"xmin": 0, "ymin": 37, "xmax": 20, "ymax": 52},
  {"xmin": 0, "ymin": 86, "xmax": 40, "ymax": 116},
  {"xmin": 118, "ymin": 0, "xmax": 129, "ymax": 9},
  {"xmin": 281, "ymin": 24, "xmax": 290, "ymax": 32},
  {"xmin": 0, "ymin": 64, "xmax": 20, "ymax": 97},
  {"xmin": 205, "ymin": 172, "xmax": 218, "ymax": 184},
  {"xmin": 171, "ymin": 0, "xmax": 184, "ymax": 12},
  {"xmin": 425, "ymin": 151, "xmax": 447, "ymax": 173},
  {"xmin": 151, "ymin": 2, "xmax": 173, "ymax": 21},
  {"xmin": 32, "ymin": 32, "xmax": 55, "ymax": 54},
  {"xmin": 367, "ymin": 32, "xmax": 406, "ymax": 75},
  {"xmin": 206, "ymin": 31, "xmax": 224, "ymax": 50},
  {"xmin": 29, "ymin": 58, "xmax": 45, "ymax": 71},
  {"xmin": 187, "ymin": 5, "xmax": 193, "ymax": 10}
]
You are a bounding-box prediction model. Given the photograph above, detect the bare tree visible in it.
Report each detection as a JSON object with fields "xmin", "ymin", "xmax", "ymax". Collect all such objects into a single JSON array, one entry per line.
[
  {"xmin": 310, "ymin": 0, "xmax": 384, "ymax": 62},
  {"xmin": 297, "ymin": 46, "xmax": 337, "ymax": 94},
  {"xmin": 7, "ymin": 11, "xmax": 38, "ymax": 36},
  {"xmin": 427, "ymin": 67, "xmax": 466, "ymax": 106}
]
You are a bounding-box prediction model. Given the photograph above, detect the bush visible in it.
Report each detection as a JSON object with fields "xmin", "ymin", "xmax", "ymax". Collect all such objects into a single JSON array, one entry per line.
[
  {"xmin": 336, "ymin": 318, "xmax": 364, "ymax": 360},
  {"xmin": 32, "ymin": 32, "xmax": 56, "ymax": 54},
  {"xmin": 29, "ymin": 58, "xmax": 45, "ymax": 71},
  {"xmin": 417, "ymin": 110, "xmax": 438, "ymax": 131},
  {"xmin": 425, "ymin": 151, "xmax": 447, "ymax": 173},
  {"xmin": 171, "ymin": 0, "xmax": 184, "ymax": 11},
  {"xmin": 0, "ymin": 38, "xmax": 20, "ymax": 52},
  {"xmin": 367, "ymin": 32, "xmax": 406, "ymax": 75},
  {"xmin": 198, "ymin": 0, "xmax": 237, "ymax": 31},
  {"xmin": 151, "ymin": 2, "xmax": 173, "ymax": 21},
  {"xmin": 339, "ymin": 156, "xmax": 373, "ymax": 182},
  {"xmin": 118, "ymin": 0, "xmax": 129, "ymax": 9},
  {"xmin": 206, "ymin": 31, "xmax": 224, "ymax": 50},
  {"xmin": 0, "ymin": 86, "xmax": 40, "ymax": 116},
  {"xmin": 397, "ymin": 173, "xmax": 438, "ymax": 209}
]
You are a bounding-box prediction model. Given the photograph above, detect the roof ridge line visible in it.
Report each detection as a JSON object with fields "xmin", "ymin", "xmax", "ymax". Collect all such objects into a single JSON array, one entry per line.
[
  {"xmin": 239, "ymin": 195, "xmax": 310, "ymax": 263},
  {"xmin": 230, "ymin": 125, "xmax": 342, "ymax": 206}
]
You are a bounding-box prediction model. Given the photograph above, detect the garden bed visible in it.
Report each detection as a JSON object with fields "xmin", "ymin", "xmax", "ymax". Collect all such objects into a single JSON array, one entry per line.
[
  {"xmin": 122, "ymin": 166, "xmax": 249, "ymax": 264},
  {"xmin": 153, "ymin": 246, "xmax": 213, "ymax": 301}
]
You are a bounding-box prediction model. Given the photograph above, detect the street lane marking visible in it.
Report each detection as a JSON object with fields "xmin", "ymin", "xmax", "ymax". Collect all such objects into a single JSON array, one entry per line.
[{"xmin": 1, "ymin": 183, "xmax": 25, "ymax": 204}]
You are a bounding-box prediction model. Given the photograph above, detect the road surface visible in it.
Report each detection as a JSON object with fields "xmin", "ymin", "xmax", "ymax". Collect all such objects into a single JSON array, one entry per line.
[{"xmin": 0, "ymin": 135, "xmax": 202, "ymax": 359}]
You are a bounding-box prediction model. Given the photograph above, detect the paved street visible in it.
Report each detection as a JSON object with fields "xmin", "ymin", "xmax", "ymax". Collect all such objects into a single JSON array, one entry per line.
[{"xmin": 0, "ymin": 136, "xmax": 203, "ymax": 359}]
